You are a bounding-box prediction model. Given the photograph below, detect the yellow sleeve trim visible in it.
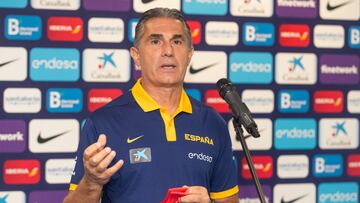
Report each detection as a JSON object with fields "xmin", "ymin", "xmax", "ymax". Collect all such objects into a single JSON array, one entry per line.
[
  {"xmin": 210, "ymin": 185, "xmax": 239, "ymax": 200},
  {"xmin": 69, "ymin": 183, "xmax": 78, "ymax": 191}
]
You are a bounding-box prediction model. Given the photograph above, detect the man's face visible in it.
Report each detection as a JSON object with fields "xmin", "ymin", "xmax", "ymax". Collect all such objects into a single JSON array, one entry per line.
[{"xmin": 130, "ymin": 17, "xmax": 193, "ymax": 89}]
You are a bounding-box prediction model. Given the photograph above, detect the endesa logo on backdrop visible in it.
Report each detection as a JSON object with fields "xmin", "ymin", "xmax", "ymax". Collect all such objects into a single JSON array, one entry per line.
[
  {"xmin": 314, "ymin": 90, "xmax": 343, "ymax": 113},
  {"xmin": 318, "ymin": 182, "xmax": 358, "ymax": 203},
  {"xmin": 279, "ymin": 24, "xmax": 310, "ymax": 47},
  {"xmin": 0, "ymin": 0, "xmax": 27, "ymax": 8},
  {"xmin": 4, "ymin": 15, "xmax": 42, "ymax": 40},
  {"xmin": 241, "ymin": 156, "xmax": 273, "ymax": 179},
  {"xmin": 47, "ymin": 17, "xmax": 83, "ymax": 41},
  {"xmin": 274, "ymin": 183, "xmax": 316, "ymax": 203},
  {"xmin": 278, "ymin": 89, "xmax": 309, "ymax": 113},
  {"xmin": 347, "ymin": 154, "xmax": 360, "ymax": 176},
  {"xmin": 88, "ymin": 89, "xmax": 122, "ymax": 112},
  {"xmin": 182, "ymin": 0, "xmax": 227, "ymax": 15},
  {"xmin": 0, "ymin": 120, "xmax": 26, "ymax": 153},
  {"xmin": 0, "ymin": 191, "xmax": 25, "ymax": 203},
  {"xmin": 242, "ymin": 22, "xmax": 274, "ymax": 46},
  {"xmin": 313, "ymin": 154, "xmax": 343, "ymax": 177},
  {"xmin": 4, "ymin": 160, "xmax": 40, "ymax": 184},
  {"xmin": 204, "ymin": 89, "xmax": 229, "ymax": 113},
  {"xmin": 187, "ymin": 20, "xmax": 201, "ymax": 45}
]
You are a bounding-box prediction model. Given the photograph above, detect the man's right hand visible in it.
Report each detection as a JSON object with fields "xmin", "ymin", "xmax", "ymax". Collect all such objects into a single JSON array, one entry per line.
[{"xmin": 82, "ymin": 134, "xmax": 124, "ymax": 187}]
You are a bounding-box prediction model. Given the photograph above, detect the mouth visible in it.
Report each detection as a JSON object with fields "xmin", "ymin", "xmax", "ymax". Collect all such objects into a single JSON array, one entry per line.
[{"xmin": 160, "ymin": 64, "xmax": 176, "ymax": 70}]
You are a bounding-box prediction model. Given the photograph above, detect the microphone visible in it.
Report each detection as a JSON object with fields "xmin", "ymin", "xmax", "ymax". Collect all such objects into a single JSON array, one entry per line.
[{"xmin": 216, "ymin": 78, "xmax": 260, "ymax": 138}]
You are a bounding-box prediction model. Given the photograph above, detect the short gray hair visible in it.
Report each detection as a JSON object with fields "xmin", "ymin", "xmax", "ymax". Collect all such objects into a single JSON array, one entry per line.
[{"xmin": 133, "ymin": 7, "xmax": 193, "ymax": 48}]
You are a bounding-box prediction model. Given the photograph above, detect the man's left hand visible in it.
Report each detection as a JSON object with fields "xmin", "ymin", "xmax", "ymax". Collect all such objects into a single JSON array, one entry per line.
[{"xmin": 178, "ymin": 186, "xmax": 211, "ymax": 203}]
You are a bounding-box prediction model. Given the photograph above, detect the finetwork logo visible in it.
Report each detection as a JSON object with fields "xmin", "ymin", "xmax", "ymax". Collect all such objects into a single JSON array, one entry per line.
[
  {"xmin": 319, "ymin": 118, "xmax": 359, "ymax": 149},
  {"xmin": 3, "ymin": 88, "xmax": 41, "ymax": 113},
  {"xmin": 314, "ymin": 25, "xmax": 345, "ymax": 48},
  {"xmin": 275, "ymin": 52, "xmax": 317, "ymax": 85},
  {"xmin": 204, "ymin": 89, "xmax": 229, "ymax": 113},
  {"xmin": 314, "ymin": 90, "xmax": 343, "ymax": 113},
  {"xmin": 242, "ymin": 22, "xmax": 274, "ymax": 46},
  {"xmin": 134, "ymin": 0, "xmax": 180, "ymax": 13},
  {"xmin": 347, "ymin": 154, "xmax": 360, "ymax": 176},
  {"xmin": 83, "ymin": 49, "xmax": 130, "ymax": 82},
  {"xmin": 241, "ymin": 156, "xmax": 273, "ymax": 179},
  {"xmin": 276, "ymin": 0, "xmax": 317, "ymax": 18},
  {"xmin": 47, "ymin": 17, "xmax": 83, "ymax": 41},
  {"xmin": 239, "ymin": 185, "xmax": 271, "ymax": 203},
  {"xmin": 183, "ymin": 0, "xmax": 227, "ymax": 15},
  {"xmin": 0, "ymin": 191, "xmax": 25, "ymax": 203},
  {"xmin": 205, "ymin": 21, "xmax": 238, "ymax": 46},
  {"xmin": 46, "ymin": 88, "xmax": 83, "ymax": 113},
  {"xmin": 0, "ymin": 0, "xmax": 27, "ymax": 8},
  {"xmin": 0, "ymin": 120, "xmax": 26, "ymax": 153},
  {"xmin": 4, "ymin": 160, "xmax": 40, "ymax": 184},
  {"xmin": 84, "ymin": 0, "xmax": 131, "ymax": 11},
  {"xmin": 318, "ymin": 182, "xmax": 358, "ymax": 203},
  {"xmin": 241, "ymin": 89, "xmax": 274, "ymax": 113},
  {"xmin": 29, "ymin": 119, "xmax": 79, "ymax": 153},
  {"xmin": 313, "ymin": 154, "xmax": 343, "ymax": 177},
  {"xmin": 277, "ymin": 155, "xmax": 309, "ymax": 179},
  {"xmin": 349, "ymin": 26, "xmax": 360, "ymax": 49},
  {"xmin": 274, "ymin": 183, "xmax": 316, "ymax": 203},
  {"xmin": 229, "ymin": 118, "xmax": 272, "ymax": 151},
  {"xmin": 229, "ymin": 52, "xmax": 272, "ymax": 84},
  {"xmin": 31, "ymin": 0, "xmax": 80, "ymax": 10},
  {"xmin": 5, "ymin": 15, "xmax": 42, "ymax": 40},
  {"xmin": 319, "ymin": 54, "xmax": 359, "ymax": 84},
  {"xmin": 45, "ymin": 159, "xmax": 75, "ymax": 184},
  {"xmin": 278, "ymin": 89, "xmax": 309, "ymax": 113},
  {"xmin": 275, "ymin": 118, "xmax": 316, "ymax": 150},
  {"xmin": 30, "ymin": 48, "xmax": 80, "ymax": 82},
  {"xmin": 347, "ymin": 90, "xmax": 360, "ymax": 113},
  {"xmin": 187, "ymin": 20, "xmax": 202, "ymax": 45},
  {"xmin": 279, "ymin": 24, "xmax": 310, "ymax": 47},
  {"xmin": 29, "ymin": 191, "xmax": 68, "ymax": 203},
  {"xmin": 185, "ymin": 51, "xmax": 227, "ymax": 83},
  {"xmin": 320, "ymin": 0, "xmax": 360, "ymax": 21},
  {"xmin": 0, "ymin": 47, "xmax": 27, "ymax": 81},
  {"xmin": 230, "ymin": 0, "xmax": 273, "ymax": 17},
  {"xmin": 88, "ymin": 89, "xmax": 122, "ymax": 112},
  {"xmin": 88, "ymin": 17, "xmax": 124, "ymax": 43}
]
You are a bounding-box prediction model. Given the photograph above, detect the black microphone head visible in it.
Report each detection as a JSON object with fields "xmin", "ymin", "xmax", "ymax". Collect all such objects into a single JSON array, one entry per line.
[{"xmin": 216, "ymin": 78, "xmax": 234, "ymax": 98}]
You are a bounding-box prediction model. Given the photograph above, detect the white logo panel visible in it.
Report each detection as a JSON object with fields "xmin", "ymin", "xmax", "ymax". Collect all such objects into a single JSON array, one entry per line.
[
  {"xmin": 29, "ymin": 119, "xmax": 79, "ymax": 153},
  {"xmin": 320, "ymin": 0, "xmax": 360, "ymax": 21},
  {"xmin": 133, "ymin": 0, "xmax": 180, "ymax": 13},
  {"xmin": 45, "ymin": 159, "xmax": 76, "ymax": 184},
  {"xmin": 319, "ymin": 118, "xmax": 359, "ymax": 149},
  {"xmin": 230, "ymin": 0, "xmax": 273, "ymax": 17},
  {"xmin": 242, "ymin": 89, "xmax": 274, "ymax": 113},
  {"xmin": 205, "ymin": 21, "xmax": 239, "ymax": 46},
  {"xmin": 3, "ymin": 88, "xmax": 41, "ymax": 113},
  {"xmin": 274, "ymin": 183, "xmax": 316, "ymax": 203},
  {"xmin": 0, "ymin": 191, "xmax": 25, "ymax": 203},
  {"xmin": 277, "ymin": 155, "xmax": 309, "ymax": 179},
  {"xmin": 348, "ymin": 90, "xmax": 360, "ymax": 113},
  {"xmin": 31, "ymin": 0, "xmax": 80, "ymax": 10},
  {"xmin": 88, "ymin": 18, "xmax": 124, "ymax": 43},
  {"xmin": 314, "ymin": 25, "xmax": 345, "ymax": 48},
  {"xmin": 0, "ymin": 47, "xmax": 27, "ymax": 81},
  {"xmin": 228, "ymin": 118, "xmax": 272, "ymax": 151}
]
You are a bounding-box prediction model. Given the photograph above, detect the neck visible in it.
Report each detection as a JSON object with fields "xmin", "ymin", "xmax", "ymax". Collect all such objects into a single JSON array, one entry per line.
[{"xmin": 141, "ymin": 81, "xmax": 182, "ymax": 116}]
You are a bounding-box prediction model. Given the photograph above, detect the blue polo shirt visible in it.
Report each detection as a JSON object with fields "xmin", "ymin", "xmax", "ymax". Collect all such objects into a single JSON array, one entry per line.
[{"xmin": 70, "ymin": 80, "xmax": 239, "ymax": 202}]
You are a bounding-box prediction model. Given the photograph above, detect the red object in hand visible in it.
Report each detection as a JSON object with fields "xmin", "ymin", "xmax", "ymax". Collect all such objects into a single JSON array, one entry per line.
[{"xmin": 161, "ymin": 187, "xmax": 188, "ymax": 203}]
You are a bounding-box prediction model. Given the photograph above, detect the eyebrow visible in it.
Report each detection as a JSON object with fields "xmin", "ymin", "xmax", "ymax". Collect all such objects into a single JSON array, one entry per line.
[{"xmin": 148, "ymin": 34, "xmax": 185, "ymax": 40}]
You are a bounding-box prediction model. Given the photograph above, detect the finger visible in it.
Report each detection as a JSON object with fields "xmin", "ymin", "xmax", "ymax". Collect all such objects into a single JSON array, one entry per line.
[
  {"xmin": 105, "ymin": 158, "xmax": 124, "ymax": 177},
  {"xmin": 83, "ymin": 142, "xmax": 102, "ymax": 160},
  {"xmin": 97, "ymin": 134, "xmax": 107, "ymax": 147},
  {"xmin": 89, "ymin": 147, "xmax": 112, "ymax": 167},
  {"xmin": 96, "ymin": 150, "xmax": 118, "ymax": 172}
]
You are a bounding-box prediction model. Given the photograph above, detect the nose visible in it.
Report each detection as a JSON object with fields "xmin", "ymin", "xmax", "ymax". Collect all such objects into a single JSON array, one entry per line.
[{"xmin": 162, "ymin": 41, "xmax": 174, "ymax": 57}]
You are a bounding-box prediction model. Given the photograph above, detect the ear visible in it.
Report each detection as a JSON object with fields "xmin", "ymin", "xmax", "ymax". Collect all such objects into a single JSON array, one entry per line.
[{"xmin": 130, "ymin": 46, "xmax": 141, "ymax": 68}]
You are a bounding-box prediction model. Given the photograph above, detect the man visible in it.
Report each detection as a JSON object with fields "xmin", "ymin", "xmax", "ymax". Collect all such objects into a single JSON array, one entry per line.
[{"xmin": 64, "ymin": 8, "xmax": 239, "ymax": 203}]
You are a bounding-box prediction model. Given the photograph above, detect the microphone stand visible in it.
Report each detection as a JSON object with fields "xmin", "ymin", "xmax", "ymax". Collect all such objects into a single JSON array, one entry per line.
[{"xmin": 232, "ymin": 119, "xmax": 267, "ymax": 203}]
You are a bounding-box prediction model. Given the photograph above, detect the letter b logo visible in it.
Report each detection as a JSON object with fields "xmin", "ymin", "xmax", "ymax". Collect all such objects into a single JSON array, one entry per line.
[
  {"xmin": 315, "ymin": 158, "xmax": 325, "ymax": 173},
  {"xmin": 281, "ymin": 93, "xmax": 291, "ymax": 109},
  {"xmin": 50, "ymin": 92, "xmax": 61, "ymax": 108},
  {"xmin": 351, "ymin": 29, "xmax": 359, "ymax": 44},
  {"xmin": 8, "ymin": 18, "xmax": 19, "ymax": 35},
  {"xmin": 246, "ymin": 26, "xmax": 256, "ymax": 42}
]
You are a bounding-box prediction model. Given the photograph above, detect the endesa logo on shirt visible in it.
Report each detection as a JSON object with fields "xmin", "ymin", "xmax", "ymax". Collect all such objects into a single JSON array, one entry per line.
[
  {"xmin": 187, "ymin": 20, "xmax": 201, "ymax": 45},
  {"xmin": 278, "ymin": 89, "xmax": 309, "ymax": 113},
  {"xmin": 242, "ymin": 22, "xmax": 274, "ymax": 46},
  {"xmin": 279, "ymin": 24, "xmax": 310, "ymax": 47},
  {"xmin": 5, "ymin": 15, "xmax": 42, "ymax": 40},
  {"xmin": 182, "ymin": 0, "xmax": 227, "ymax": 15},
  {"xmin": 318, "ymin": 182, "xmax": 358, "ymax": 203},
  {"xmin": 88, "ymin": 89, "xmax": 122, "ymax": 112},
  {"xmin": 241, "ymin": 156, "xmax": 273, "ymax": 179},
  {"xmin": 314, "ymin": 90, "xmax": 343, "ymax": 113},
  {"xmin": 4, "ymin": 160, "xmax": 40, "ymax": 184},
  {"xmin": 204, "ymin": 89, "xmax": 229, "ymax": 113},
  {"xmin": 349, "ymin": 26, "xmax": 360, "ymax": 49},
  {"xmin": 313, "ymin": 154, "xmax": 343, "ymax": 177},
  {"xmin": 47, "ymin": 17, "xmax": 83, "ymax": 41},
  {"xmin": 347, "ymin": 154, "xmax": 360, "ymax": 176},
  {"xmin": 0, "ymin": 191, "xmax": 26, "ymax": 203}
]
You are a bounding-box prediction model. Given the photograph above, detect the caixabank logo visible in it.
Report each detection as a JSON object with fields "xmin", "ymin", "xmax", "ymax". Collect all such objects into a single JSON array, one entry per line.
[
  {"xmin": 46, "ymin": 88, "xmax": 83, "ymax": 113},
  {"xmin": 318, "ymin": 182, "xmax": 358, "ymax": 203},
  {"xmin": 278, "ymin": 89, "xmax": 309, "ymax": 113},
  {"xmin": 0, "ymin": 191, "xmax": 25, "ymax": 203},
  {"xmin": 4, "ymin": 15, "xmax": 42, "ymax": 40},
  {"xmin": 242, "ymin": 22, "xmax": 274, "ymax": 46},
  {"xmin": 313, "ymin": 154, "xmax": 343, "ymax": 177},
  {"xmin": 31, "ymin": 0, "xmax": 80, "ymax": 10},
  {"xmin": 4, "ymin": 160, "xmax": 40, "ymax": 184}
]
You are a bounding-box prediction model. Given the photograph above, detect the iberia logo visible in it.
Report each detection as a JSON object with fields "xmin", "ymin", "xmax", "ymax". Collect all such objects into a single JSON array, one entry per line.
[
  {"xmin": 314, "ymin": 90, "xmax": 343, "ymax": 113},
  {"xmin": 88, "ymin": 89, "xmax": 122, "ymax": 112},
  {"xmin": 186, "ymin": 20, "xmax": 201, "ymax": 45},
  {"xmin": 3, "ymin": 160, "xmax": 40, "ymax": 184},
  {"xmin": 347, "ymin": 154, "xmax": 360, "ymax": 176},
  {"xmin": 204, "ymin": 89, "xmax": 230, "ymax": 113},
  {"xmin": 241, "ymin": 156, "xmax": 273, "ymax": 179},
  {"xmin": 47, "ymin": 17, "xmax": 83, "ymax": 41},
  {"xmin": 279, "ymin": 24, "xmax": 310, "ymax": 47}
]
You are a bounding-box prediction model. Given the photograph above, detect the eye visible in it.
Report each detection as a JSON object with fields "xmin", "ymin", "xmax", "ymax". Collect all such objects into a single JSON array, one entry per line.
[
  {"xmin": 150, "ymin": 39, "xmax": 160, "ymax": 45},
  {"xmin": 173, "ymin": 39, "xmax": 183, "ymax": 45}
]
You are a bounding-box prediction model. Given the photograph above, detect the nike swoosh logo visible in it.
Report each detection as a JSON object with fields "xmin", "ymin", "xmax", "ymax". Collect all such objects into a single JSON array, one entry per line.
[
  {"xmin": 281, "ymin": 194, "xmax": 307, "ymax": 203},
  {"xmin": 326, "ymin": 0, "xmax": 352, "ymax": 11},
  {"xmin": 189, "ymin": 62, "xmax": 218, "ymax": 74},
  {"xmin": 141, "ymin": 0, "xmax": 155, "ymax": 3},
  {"xmin": 127, "ymin": 135, "xmax": 144, "ymax": 144},
  {"xmin": 37, "ymin": 130, "xmax": 70, "ymax": 144},
  {"xmin": 0, "ymin": 58, "xmax": 18, "ymax": 68}
]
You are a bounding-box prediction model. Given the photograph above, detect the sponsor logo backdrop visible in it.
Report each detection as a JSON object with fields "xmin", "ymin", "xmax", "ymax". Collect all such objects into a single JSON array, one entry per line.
[{"xmin": 0, "ymin": 0, "xmax": 359, "ymax": 202}]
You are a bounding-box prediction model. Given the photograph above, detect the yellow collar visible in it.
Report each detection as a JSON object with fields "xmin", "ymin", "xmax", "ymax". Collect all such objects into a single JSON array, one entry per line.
[{"xmin": 131, "ymin": 79, "xmax": 192, "ymax": 114}]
